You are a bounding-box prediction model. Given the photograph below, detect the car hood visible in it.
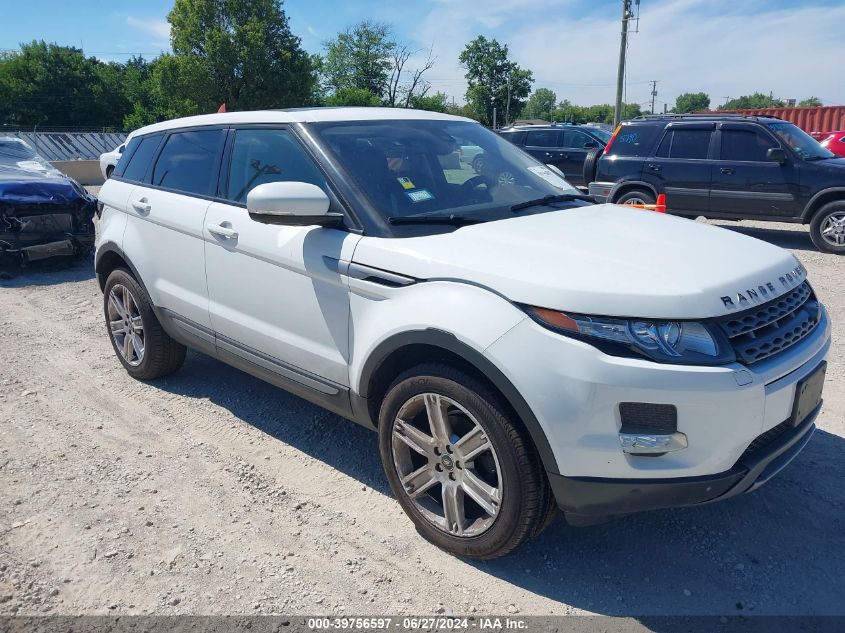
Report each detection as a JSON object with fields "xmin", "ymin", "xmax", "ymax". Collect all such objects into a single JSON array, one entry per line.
[{"xmin": 352, "ymin": 205, "xmax": 805, "ymax": 319}]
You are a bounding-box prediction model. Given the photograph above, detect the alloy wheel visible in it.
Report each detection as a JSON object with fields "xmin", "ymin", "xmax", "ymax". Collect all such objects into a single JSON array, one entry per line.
[
  {"xmin": 107, "ymin": 284, "xmax": 145, "ymax": 366},
  {"xmin": 820, "ymin": 211, "xmax": 845, "ymax": 247},
  {"xmin": 623, "ymin": 196, "xmax": 647, "ymax": 206},
  {"xmin": 391, "ymin": 393, "xmax": 502, "ymax": 537}
]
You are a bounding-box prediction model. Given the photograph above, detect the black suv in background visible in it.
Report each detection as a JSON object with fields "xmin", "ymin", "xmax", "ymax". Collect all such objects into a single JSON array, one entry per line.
[
  {"xmin": 586, "ymin": 115, "xmax": 845, "ymax": 253},
  {"xmin": 498, "ymin": 124, "xmax": 611, "ymax": 186}
]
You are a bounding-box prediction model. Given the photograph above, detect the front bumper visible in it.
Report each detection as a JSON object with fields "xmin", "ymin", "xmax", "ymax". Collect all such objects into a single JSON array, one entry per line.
[{"xmin": 551, "ymin": 403, "xmax": 818, "ymax": 524}]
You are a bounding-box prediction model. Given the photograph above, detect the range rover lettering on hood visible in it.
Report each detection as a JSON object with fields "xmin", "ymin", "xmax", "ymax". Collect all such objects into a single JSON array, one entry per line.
[{"xmin": 719, "ymin": 264, "xmax": 807, "ymax": 310}]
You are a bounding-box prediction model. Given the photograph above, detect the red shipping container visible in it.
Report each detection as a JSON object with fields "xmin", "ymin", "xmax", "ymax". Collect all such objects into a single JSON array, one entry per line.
[{"xmin": 710, "ymin": 106, "xmax": 845, "ymax": 137}]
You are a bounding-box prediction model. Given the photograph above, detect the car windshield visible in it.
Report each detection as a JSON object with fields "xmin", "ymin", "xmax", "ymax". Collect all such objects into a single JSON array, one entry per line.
[
  {"xmin": 0, "ymin": 138, "xmax": 39, "ymax": 161},
  {"xmin": 311, "ymin": 119, "xmax": 584, "ymax": 227},
  {"xmin": 767, "ymin": 122, "xmax": 835, "ymax": 160}
]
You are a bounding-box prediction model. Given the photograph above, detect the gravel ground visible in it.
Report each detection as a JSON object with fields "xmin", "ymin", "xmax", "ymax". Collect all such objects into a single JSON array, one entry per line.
[{"xmin": 0, "ymin": 217, "xmax": 843, "ymax": 618}]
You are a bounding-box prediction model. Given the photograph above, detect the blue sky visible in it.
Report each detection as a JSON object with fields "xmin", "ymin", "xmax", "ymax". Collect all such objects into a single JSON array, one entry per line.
[{"xmin": 2, "ymin": 0, "xmax": 844, "ymax": 108}]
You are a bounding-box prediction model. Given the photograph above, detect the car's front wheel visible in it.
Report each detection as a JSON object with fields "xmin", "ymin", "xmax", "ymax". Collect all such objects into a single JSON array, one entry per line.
[
  {"xmin": 809, "ymin": 201, "xmax": 845, "ymax": 254},
  {"xmin": 378, "ymin": 363, "xmax": 552, "ymax": 559},
  {"xmin": 103, "ymin": 268, "xmax": 186, "ymax": 379}
]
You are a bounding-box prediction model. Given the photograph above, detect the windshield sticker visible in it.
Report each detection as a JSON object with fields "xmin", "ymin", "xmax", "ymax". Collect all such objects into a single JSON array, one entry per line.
[
  {"xmin": 407, "ymin": 189, "xmax": 434, "ymax": 203},
  {"xmin": 526, "ymin": 165, "xmax": 570, "ymax": 190},
  {"xmin": 397, "ymin": 177, "xmax": 416, "ymax": 190}
]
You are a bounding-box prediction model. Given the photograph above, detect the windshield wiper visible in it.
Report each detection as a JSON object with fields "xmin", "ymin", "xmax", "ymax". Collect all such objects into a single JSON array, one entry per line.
[
  {"xmin": 510, "ymin": 193, "xmax": 595, "ymax": 212},
  {"xmin": 387, "ymin": 214, "xmax": 486, "ymax": 226}
]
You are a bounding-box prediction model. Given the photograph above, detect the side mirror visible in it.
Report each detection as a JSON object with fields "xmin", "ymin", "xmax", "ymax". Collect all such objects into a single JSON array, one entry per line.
[
  {"xmin": 583, "ymin": 141, "xmax": 598, "ymax": 149},
  {"xmin": 246, "ymin": 181, "xmax": 342, "ymax": 227},
  {"xmin": 767, "ymin": 147, "xmax": 787, "ymax": 164}
]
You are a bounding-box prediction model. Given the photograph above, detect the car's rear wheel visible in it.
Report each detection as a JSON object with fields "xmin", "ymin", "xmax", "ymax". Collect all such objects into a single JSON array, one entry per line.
[
  {"xmin": 616, "ymin": 189, "xmax": 656, "ymax": 207},
  {"xmin": 378, "ymin": 363, "xmax": 550, "ymax": 559},
  {"xmin": 103, "ymin": 268, "xmax": 186, "ymax": 379},
  {"xmin": 809, "ymin": 202, "xmax": 845, "ymax": 254},
  {"xmin": 472, "ymin": 154, "xmax": 485, "ymax": 174}
]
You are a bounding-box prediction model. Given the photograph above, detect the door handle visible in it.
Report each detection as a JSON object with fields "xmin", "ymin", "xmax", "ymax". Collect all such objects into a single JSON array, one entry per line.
[
  {"xmin": 720, "ymin": 167, "xmax": 734, "ymax": 175},
  {"xmin": 207, "ymin": 223, "xmax": 238, "ymax": 239},
  {"xmin": 131, "ymin": 199, "xmax": 151, "ymax": 213},
  {"xmin": 559, "ymin": 154, "xmax": 569, "ymax": 159},
  {"xmin": 648, "ymin": 163, "xmax": 661, "ymax": 172}
]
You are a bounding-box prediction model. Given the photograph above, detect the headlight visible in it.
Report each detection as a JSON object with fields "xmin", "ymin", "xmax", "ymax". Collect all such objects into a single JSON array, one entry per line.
[{"xmin": 526, "ymin": 307, "xmax": 735, "ymax": 365}]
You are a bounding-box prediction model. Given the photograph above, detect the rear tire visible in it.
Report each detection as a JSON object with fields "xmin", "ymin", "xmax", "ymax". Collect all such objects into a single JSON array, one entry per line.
[
  {"xmin": 809, "ymin": 201, "xmax": 845, "ymax": 254},
  {"xmin": 103, "ymin": 268, "xmax": 186, "ymax": 380},
  {"xmin": 378, "ymin": 363, "xmax": 549, "ymax": 559},
  {"xmin": 582, "ymin": 147, "xmax": 604, "ymax": 185},
  {"xmin": 615, "ymin": 188, "xmax": 656, "ymax": 206},
  {"xmin": 471, "ymin": 154, "xmax": 485, "ymax": 174}
]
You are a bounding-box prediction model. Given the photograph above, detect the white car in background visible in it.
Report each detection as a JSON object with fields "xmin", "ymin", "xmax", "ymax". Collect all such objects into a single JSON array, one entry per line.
[{"xmin": 99, "ymin": 135, "xmax": 132, "ymax": 180}]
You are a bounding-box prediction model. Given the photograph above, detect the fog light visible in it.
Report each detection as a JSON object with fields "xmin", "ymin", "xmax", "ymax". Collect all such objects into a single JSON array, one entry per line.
[{"xmin": 620, "ymin": 431, "xmax": 687, "ymax": 455}]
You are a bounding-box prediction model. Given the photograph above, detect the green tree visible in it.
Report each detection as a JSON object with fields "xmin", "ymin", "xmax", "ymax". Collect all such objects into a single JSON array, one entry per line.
[
  {"xmin": 322, "ymin": 21, "xmax": 394, "ymax": 98},
  {"xmin": 673, "ymin": 92, "xmax": 710, "ymax": 113},
  {"xmin": 123, "ymin": 54, "xmax": 206, "ymax": 129},
  {"xmin": 719, "ymin": 92, "xmax": 785, "ymax": 110},
  {"xmin": 409, "ymin": 91, "xmax": 448, "ymax": 113},
  {"xmin": 324, "ymin": 86, "xmax": 381, "ymax": 107},
  {"xmin": 798, "ymin": 96, "xmax": 822, "ymax": 107},
  {"xmin": 167, "ymin": 0, "xmax": 316, "ymax": 112},
  {"xmin": 459, "ymin": 36, "xmax": 533, "ymax": 127},
  {"xmin": 552, "ymin": 101, "xmax": 640, "ymax": 124},
  {"xmin": 522, "ymin": 88, "xmax": 556, "ymax": 121},
  {"xmin": 0, "ymin": 41, "xmax": 127, "ymax": 128}
]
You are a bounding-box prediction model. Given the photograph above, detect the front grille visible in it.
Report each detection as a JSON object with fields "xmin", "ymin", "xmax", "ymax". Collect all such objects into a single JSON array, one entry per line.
[{"xmin": 716, "ymin": 282, "xmax": 821, "ymax": 365}]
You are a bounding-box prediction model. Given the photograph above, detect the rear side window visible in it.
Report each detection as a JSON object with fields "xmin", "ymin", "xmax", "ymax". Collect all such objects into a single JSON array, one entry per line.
[
  {"xmin": 720, "ymin": 129, "xmax": 776, "ymax": 161},
  {"xmin": 117, "ymin": 135, "xmax": 160, "ymax": 181},
  {"xmin": 656, "ymin": 129, "xmax": 712, "ymax": 159},
  {"xmin": 225, "ymin": 128, "xmax": 326, "ymax": 204},
  {"xmin": 607, "ymin": 124, "xmax": 662, "ymax": 157},
  {"xmin": 152, "ymin": 129, "xmax": 223, "ymax": 196},
  {"xmin": 525, "ymin": 130, "xmax": 559, "ymax": 147}
]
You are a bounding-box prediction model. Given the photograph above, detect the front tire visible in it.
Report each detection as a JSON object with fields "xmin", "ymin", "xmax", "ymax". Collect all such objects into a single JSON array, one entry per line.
[
  {"xmin": 615, "ymin": 188, "xmax": 656, "ymax": 207},
  {"xmin": 809, "ymin": 201, "xmax": 845, "ymax": 254},
  {"xmin": 378, "ymin": 363, "xmax": 551, "ymax": 559},
  {"xmin": 103, "ymin": 268, "xmax": 186, "ymax": 379}
]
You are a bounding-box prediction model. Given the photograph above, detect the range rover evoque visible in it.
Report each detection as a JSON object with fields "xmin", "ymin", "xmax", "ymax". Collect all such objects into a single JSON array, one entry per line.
[{"xmin": 95, "ymin": 108, "xmax": 830, "ymax": 559}]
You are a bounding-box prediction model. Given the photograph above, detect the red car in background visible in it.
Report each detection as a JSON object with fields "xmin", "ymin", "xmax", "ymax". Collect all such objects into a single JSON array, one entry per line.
[{"xmin": 818, "ymin": 131, "xmax": 845, "ymax": 157}]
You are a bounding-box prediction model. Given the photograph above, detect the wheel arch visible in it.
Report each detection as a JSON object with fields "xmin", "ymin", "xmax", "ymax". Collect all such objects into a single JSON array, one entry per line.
[
  {"xmin": 610, "ymin": 180, "xmax": 658, "ymax": 203},
  {"xmin": 801, "ymin": 187, "xmax": 845, "ymax": 222},
  {"xmin": 356, "ymin": 328, "xmax": 561, "ymax": 475},
  {"xmin": 95, "ymin": 242, "xmax": 142, "ymax": 292}
]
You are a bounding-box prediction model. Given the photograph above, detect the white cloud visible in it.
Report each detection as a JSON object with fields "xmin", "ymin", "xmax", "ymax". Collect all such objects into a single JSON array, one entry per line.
[
  {"xmin": 126, "ymin": 16, "xmax": 171, "ymax": 48},
  {"xmin": 412, "ymin": 0, "xmax": 845, "ymax": 107}
]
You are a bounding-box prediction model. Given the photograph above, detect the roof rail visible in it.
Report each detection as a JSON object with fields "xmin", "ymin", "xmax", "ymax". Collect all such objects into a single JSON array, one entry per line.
[{"xmin": 630, "ymin": 113, "xmax": 784, "ymax": 122}]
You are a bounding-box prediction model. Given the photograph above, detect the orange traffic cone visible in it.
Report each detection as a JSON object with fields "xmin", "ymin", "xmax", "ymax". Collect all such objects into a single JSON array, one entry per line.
[{"xmin": 655, "ymin": 193, "xmax": 666, "ymax": 213}]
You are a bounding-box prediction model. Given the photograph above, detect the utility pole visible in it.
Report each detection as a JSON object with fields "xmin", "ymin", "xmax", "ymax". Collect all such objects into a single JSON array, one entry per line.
[
  {"xmin": 650, "ymin": 80, "xmax": 659, "ymax": 115},
  {"xmin": 505, "ymin": 73, "xmax": 512, "ymax": 126},
  {"xmin": 613, "ymin": 0, "xmax": 634, "ymax": 127}
]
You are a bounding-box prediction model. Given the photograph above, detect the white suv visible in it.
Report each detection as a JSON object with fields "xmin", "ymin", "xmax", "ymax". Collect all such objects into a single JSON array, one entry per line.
[{"xmin": 95, "ymin": 108, "xmax": 830, "ymax": 559}]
